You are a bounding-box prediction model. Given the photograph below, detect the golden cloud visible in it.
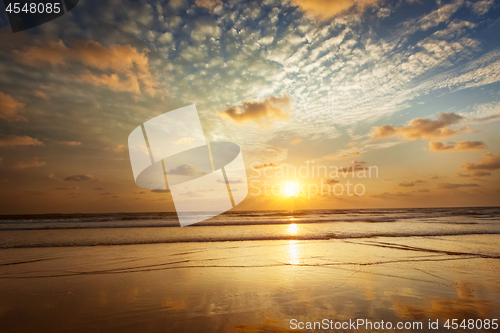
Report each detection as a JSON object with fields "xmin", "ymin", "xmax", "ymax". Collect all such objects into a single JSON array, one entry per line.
[
  {"xmin": 64, "ymin": 174, "xmax": 96, "ymax": 181},
  {"xmin": 59, "ymin": 141, "xmax": 82, "ymax": 146},
  {"xmin": 14, "ymin": 158, "xmax": 45, "ymax": 169},
  {"xmin": 218, "ymin": 93, "xmax": 291, "ymax": 124},
  {"xmin": 290, "ymin": 0, "xmax": 380, "ymax": 20},
  {"xmin": 104, "ymin": 144, "xmax": 126, "ymax": 152},
  {"xmin": 34, "ymin": 90, "xmax": 48, "ymax": 99},
  {"xmin": 438, "ymin": 182, "xmax": 479, "ymax": 189},
  {"xmin": 455, "ymin": 171, "xmax": 491, "ymax": 177},
  {"xmin": 0, "ymin": 92, "xmax": 26, "ymax": 122},
  {"xmin": 460, "ymin": 152, "xmax": 500, "ymax": 171},
  {"xmin": 14, "ymin": 40, "xmax": 158, "ymax": 96},
  {"xmin": 371, "ymin": 113, "xmax": 470, "ymax": 140},
  {"xmin": 195, "ymin": 0, "xmax": 222, "ymax": 13},
  {"xmin": 425, "ymin": 141, "xmax": 487, "ymax": 151},
  {"xmin": 0, "ymin": 135, "xmax": 43, "ymax": 147},
  {"xmin": 252, "ymin": 163, "xmax": 281, "ymax": 169},
  {"xmin": 325, "ymin": 151, "xmax": 360, "ymax": 159},
  {"xmin": 79, "ymin": 71, "xmax": 141, "ymax": 94}
]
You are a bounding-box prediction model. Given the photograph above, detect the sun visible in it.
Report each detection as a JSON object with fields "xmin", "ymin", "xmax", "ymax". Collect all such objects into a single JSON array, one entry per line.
[{"xmin": 283, "ymin": 181, "xmax": 299, "ymax": 197}]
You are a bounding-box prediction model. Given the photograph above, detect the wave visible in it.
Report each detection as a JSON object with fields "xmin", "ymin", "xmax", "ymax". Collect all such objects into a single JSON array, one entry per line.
[
  {"xmin": 1, "ymin": 215, "xmax": 482, "ymax": 230},
  {"xmin": 1, "ymin": 230, "xmax": 499, "ymax": 249}
]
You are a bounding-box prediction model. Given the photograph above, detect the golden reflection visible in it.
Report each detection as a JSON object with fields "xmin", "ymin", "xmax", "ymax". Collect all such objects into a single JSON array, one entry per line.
[
  {"xmin": 229, "ymin": 317, "xmax": 296, "ymax": 333},
  {"xmin": 394, "ymin": 282, "xmax": 495, "ymax": 322},
  {"xmin": 288, "ymin": 240, "xmax": 301, "ymax": 265},
  {"xmin": 287, "ymin": 223, "xmax": 299, "ymax": 235}
]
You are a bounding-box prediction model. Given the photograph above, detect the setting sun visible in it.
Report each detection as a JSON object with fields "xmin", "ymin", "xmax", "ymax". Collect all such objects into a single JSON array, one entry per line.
[{"xmin": 283, "ymin": 182, "xmax": 299, "ymax": 197}]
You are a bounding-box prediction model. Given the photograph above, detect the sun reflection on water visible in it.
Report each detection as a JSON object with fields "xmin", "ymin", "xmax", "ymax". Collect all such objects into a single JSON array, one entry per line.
[
  {"xmin": 288, "ymin": 240, "xmax": 301, "ymax": 265},
  {"xmin": 287, "ymin": 223, "xmax": 299, "ymax": 235}
]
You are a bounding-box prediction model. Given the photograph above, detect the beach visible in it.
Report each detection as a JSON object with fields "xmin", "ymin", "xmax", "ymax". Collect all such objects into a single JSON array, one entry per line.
[{"xmin": 0, "ymin": 208, "xmax": 499, "ymax": 332}]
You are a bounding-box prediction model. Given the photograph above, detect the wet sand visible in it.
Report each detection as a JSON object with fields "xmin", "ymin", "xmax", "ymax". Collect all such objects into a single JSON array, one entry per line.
[{"xmin": 0, "ymin": 235, "xmax": 499, "ymax": 332}]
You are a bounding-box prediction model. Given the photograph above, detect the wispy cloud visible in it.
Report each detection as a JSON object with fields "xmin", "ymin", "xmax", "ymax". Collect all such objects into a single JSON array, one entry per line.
[
  {"xmin": 438, "ymin": 182, "xmax": 479, "ymax": 189},
  {"xmin": 0, "ymin": 92, "xmax": 26, "ymax": 122},
  {"xmin": 0, "ymin": 135, "xmax": 43, "ymax": 147},
  {"xmin": 14, "ymin": 158, "xmax": 45, "ymax": 169},
  {"xmin": 425, "ymin": 141, "xmax": 486, "ymax": 151},
  {"xmin": 64, "ymin": 174, "xmax": 97, "ymax": 181},
  {"xmin": 59, "ymin": 141, "xmax": 82, "ymax": 146},
  {"xmin": 372, "ymin": 113, "xmax": 470, "ymax": 140},
  {"xmin": 167, "ymin": 164, "xmax": 206, "ymax": 176},
  {"xmin": 14, "ymin": 40, "xmax": 158, "ymax": 96},
  {"xmin": 252, "ymin": 163, "xmax": 280, "ymax": 170},
  {"xmin": 105, "ymin": 145, "xmax": 125, "ymax": 152},
  {"xmin": 460, "ymin": 153, "xmax": 500, "ymax": 171}
]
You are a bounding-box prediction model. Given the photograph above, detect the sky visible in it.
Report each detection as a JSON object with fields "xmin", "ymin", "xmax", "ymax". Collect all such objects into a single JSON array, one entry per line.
[{"xmin": 0, "ymin": 0, "xmax": 499, "ymax": 214}]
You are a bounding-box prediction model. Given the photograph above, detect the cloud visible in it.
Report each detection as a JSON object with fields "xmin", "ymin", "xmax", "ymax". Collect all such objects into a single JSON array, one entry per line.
[
  {"xmin": 0, "ymin": 135, "xmax": 44, "ymax": 147},
  {"xmin": 425, "ymin": 141, "xmax": 487, "ymax": 151},
  {"xmin": 290, "ymin": 0, "xmax": 379, "ymax": 20},
  {"xmin": 438, "ymin": 182, "xmax": 479, "ymax": 189},
  {"xmin": 371, "ymin": 113, "xmax": 470, "ymax": 140},
  {"xmin": 470, "ymin": 171, "xmax": 491, "ymax": 177},
  {"xmin": 79, "ymin": 71, "xmax": 141, "ymax": 94},
  {"xmin": 167, "ymin": 164, "xmax": 206, "ymax": 176},
  {"xmin": 157, "ymin": 32, "xmax": 173, "ymax": 44},
  {"xmin": 252, "ymin": 163, "xmax": 280, "ymax": 169},
  {"xmin": 64, "ymin": 174, "xmax": 96, "ymax": 181},
  {"xmin": 54, "ymin": 186, "xmax": 79, "ymax": 190},
  {"xmin": 216, "ymin": 178, "xmax": 243, "ymax": 184},
  {"xmin": 398, "ymin": 179, "xmax": 425, "ymax": 187},
  {"xmin": 34, "ymin": 90, "xmax": 48, "ymax": 99},
  {"xmin": 14, "ymin": 158, "xmax": 45, "ymax": 169},
  {"xmin": 59, "ymin": 141, "xmax": 82, "ymax": 146},
  {"xmin": 325, "ymin": 178, "xmax": 339, "ymax": 184},
  {"xmin": 325, "ymin": 151, "xmax": 360, "ymax": 160},
  {"xmin": 46, "ymin": 173, "xmax": 59, "ymax": 181},
  {"xmin": 338, "ymin": 162, "xmax": 367, "ymax": 173},
  {"xmin": 190, "ymin": 19, "xmax": 222, "ymax": 42},
  {"xmin": 291, "ymin": 137, "xmax": 301, "ymax": 144},
  {"xmin": 218, "ymin": 93, "xmax": 291, "ymax": 124},
  {"xmin": 371, "ymin": 191, "xmax": 413, "ymax": 199},
  {"xmin": 0, "ymin": 92, "xmax": 26, "ymax": 122},
  {"xmin": 455, "ymin": 171, "xmax": 491, "ymax": 178},
  {"xmin": 429, "ymin": 174, "xmax": 444, "ymax": 179},
  {"xmin": 196, "ymin": 0, "xmax": 221, "ymax": 12},
  {"xmin": 460, "ymin": 153, "xmax": 500, "ymax": 171},
  {"xmin": 14, "ymin": 40, "xmax": 158, "ymax": 96},
  {"xmin": 105, "ymin": 144, "xmax": 125, "ymax": 152},
  {"xmin": 467, "ymin": 0, "xmax": 494, "ymax": 15}
]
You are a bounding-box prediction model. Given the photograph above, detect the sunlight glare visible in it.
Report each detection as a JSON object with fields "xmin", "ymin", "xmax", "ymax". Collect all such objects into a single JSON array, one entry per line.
[
  {"xmin": 287, "ymin": 223, "xmax": 299, "ymax": 235},
  {"xmin": 283, "ymin": 181, "xmax": 299, "ymax": 197}
]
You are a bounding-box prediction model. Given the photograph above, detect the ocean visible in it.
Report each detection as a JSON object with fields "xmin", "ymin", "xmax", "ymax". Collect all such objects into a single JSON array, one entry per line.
[
  {"xmin": 0, "ymin": 207, "xmax": 499, "ymax": 332},
  {"xmin": 1, "ymin": 207, "xmax": 499, "ymax": 248}
]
